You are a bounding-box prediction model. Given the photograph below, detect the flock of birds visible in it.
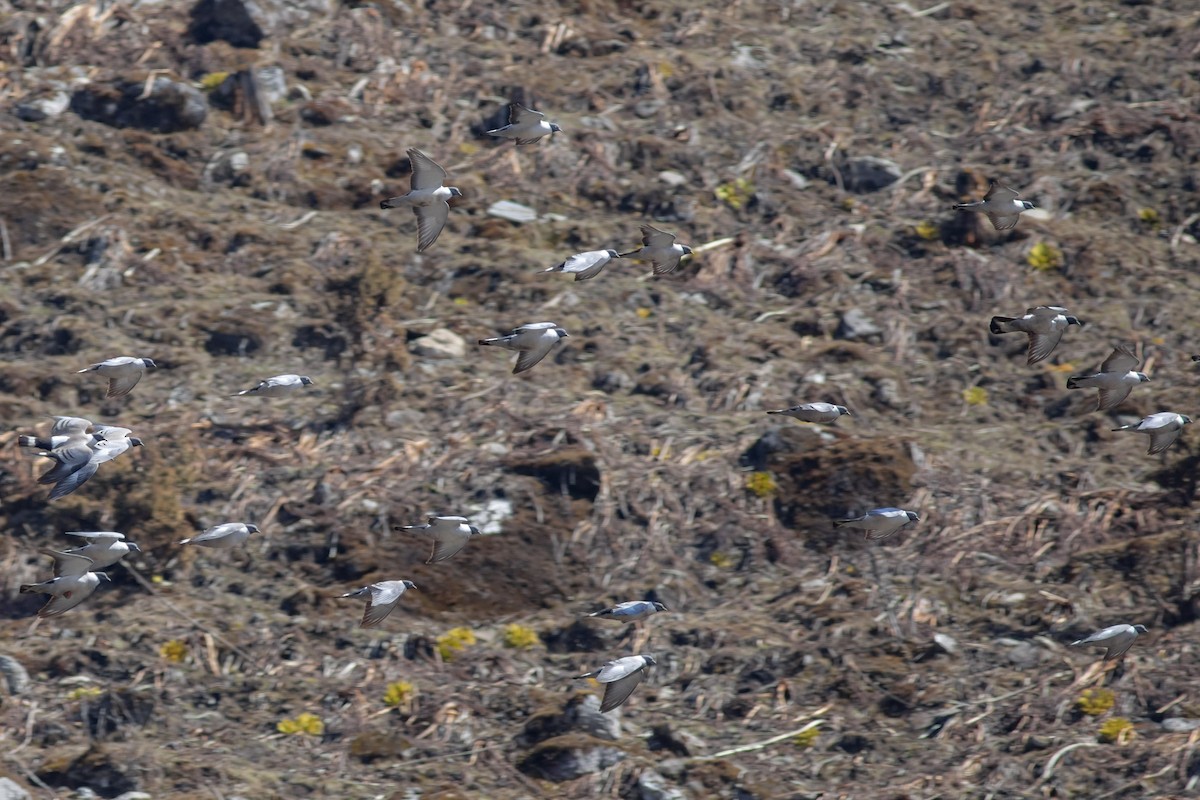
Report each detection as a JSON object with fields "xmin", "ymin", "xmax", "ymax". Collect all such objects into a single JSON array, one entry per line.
[{"xmin": 11, "ymin": 101, "xmax": 1194, "ymax": 713}]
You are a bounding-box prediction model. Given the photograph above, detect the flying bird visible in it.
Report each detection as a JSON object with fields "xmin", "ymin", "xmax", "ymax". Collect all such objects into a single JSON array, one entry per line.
[
  {"xmin": 232, "ymin": 374, "xmax": 314, "ymax": 397},
  {"xmin": 989, "ymin": 306, "xmax": 1081, "ymax": 365},
  {"xmin": 588, "ymin": 601, "xmax": 668, "ymax": 623},
  {"xmin": 393, "ymin": 515, "xmax": 482, "ymax": 564},
  {"xmin": 486, "ymin": 102, "xmax": 562, "ymax": 145},
  {"xmin": 574, "ymin": 654, "xmax": 656, "ymax": 713},
  {"xmin": 1066, "ymin": 345, "xmax": 1149, "ymax": 410},
  {"xmin": 340, "ymin": 580, "xmax": 417, "ymax": 628},
  {"xmin": 61, "ymin": 531, "xmax": 140, "ymax": 569},
  {"xmin": 75, "ymin": 356, "xmax": 156, "ymax": 398},
  {"xmin": 180, "ymin": 522, "xmax": 260, "ymax": 548},
  {"xmin": 1112, "ymin": 412, "xmax": 1192, "ymax": 455},
  {"xmin": 478, "ymin": 322, "xmax": 568, "ymax": 374},
  {"xmin": 620, "ymin": 224, "xmax": 693, "ymax": 275},
  {"xmin": 542, "ymin": 250, "xmax": 621, "ymax": 282},
  {"xmin": 1070, "ymin": 623, "xmax": 1148, "ymax": 661},
  {"xmin": 379, "ymin": 148, "xmax": 462, "ymax": 252},
  {"xmin": 34, "ymin": 427, "xmax": 143, "ymax": 501},
  {"xmin": 953, "ymin": 183, "xmax": 1036, "ymax": 230},
  {"xmin": 766, "ymin": 403, "xmax": 851, "ymax": 424},
  {"xmin": 19, "ymin": 415, "xmax": 105, "ymax": 450},
  {"xmin": 834, "ymin": 507, "xmax": 920, "ymax": 541},
  {"xmin": 19, "ymin": 549, "xmax": 110, "ymax": 618}
]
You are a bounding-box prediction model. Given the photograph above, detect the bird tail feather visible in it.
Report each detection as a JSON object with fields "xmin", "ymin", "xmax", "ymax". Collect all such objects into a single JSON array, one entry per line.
[{"xmin": 989, "ymin": 316, "xmax": 1015, "ymax": 335}]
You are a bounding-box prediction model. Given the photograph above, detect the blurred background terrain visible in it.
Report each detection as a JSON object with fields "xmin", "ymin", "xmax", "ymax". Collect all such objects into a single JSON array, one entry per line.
[{"xmin": 1, "ymin": 0, "xmax": 1200, "ymax": 797}]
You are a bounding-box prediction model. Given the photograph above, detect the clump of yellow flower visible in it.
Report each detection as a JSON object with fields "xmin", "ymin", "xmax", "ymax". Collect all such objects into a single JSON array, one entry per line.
[
  {"xmin": 436, "ymin": 627, "xmax": 477, "ymax": 662},
  {"xmin": 962, "ymin": 386, "xmax": 988, "ymax": 406},
  {"xmin": 914, "ymin": 220, "xmax": 940, "ymax": 241},
  {"xmin": 159, "ymin": 639, "xmax": 188, "ymax": 663},
  {"xmin": 793, "ymin": 727, "xmax": 820, "ymax": 748},
  {"xmin": 383, "ymin": 681, "xmax": 416, "ymax": 708},
  {"xmin": 709, "ymin": 552, "xmax": 734, "ymax": 569},
  {"xmin": 714, "ymin": 178, "xmax": 755, "ymax": 210},
  {"xmin": 1098, "ymin": 717, "xmax": 1134, "ymax": 744},
  {"xmin": 277, "ymin": 712, "xmax": 324, "ymax": 736},
  {"xmin": 1077, "ymin": 688, "xmax": 1115, "ymax": 716},
  {"xmin": 198, "ymin": 72, "xmax": 229, "ymax": 91},
  {"xmin": 67, "ymin": 686, "xmax": 103, "ymax": 701},
  {"xmin": 503, "ymin": 623, "xmax": 540, "ymax": 650},
  {"xmin": 1027, "ymin": 241, "xmax": 1063, "ymax": 272},
  {"xmin": 745, "ymin": 471, "xmax": 777, "ymax": 498}
]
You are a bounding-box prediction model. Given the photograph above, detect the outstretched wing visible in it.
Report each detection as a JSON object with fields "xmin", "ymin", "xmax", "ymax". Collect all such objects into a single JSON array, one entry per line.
[
  {"xmin": 1101, "ymin": 345, "xmax": 1139, "ymax": 375},
  {"xmin": 407, "ymin": 148, "xmax": 448, "ymax": 191},
  {"xmin": 415, "ymin": 202, "xmax": 450, "ymax": 253},
  {"xmin": 640, "ymin": 224, "xmax": 676, "ymax": 249},
  {"xmin": 1026, "ymin": 327, "xmax": 1065, "ymax": 365},
  {"xmin": 428, "ymin": 529, "xmax": 472, "ymax": 563},
  {"xmin": 599, "ymin": 668, "xmax": 647, "ymax": 712}
]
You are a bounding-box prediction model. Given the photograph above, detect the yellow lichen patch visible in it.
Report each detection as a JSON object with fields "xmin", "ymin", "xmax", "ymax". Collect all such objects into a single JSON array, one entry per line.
[
  {"xmin": 277, "ymin": 712, "xmax": 324, "ymax": 736},
  {"xmin": 503, "ymin": 623, "xmax": 540, "ymax": 650},
  {"xmin": 1137, "ymin": 207, "xmax": 1161, "ymax": 229},
  {"xmin": 383, "ymin": 681, "xmax": 416, "ymax": 708},
  {"xmin": 159, "ymin": 639, "xmax": 188, "ymax": 663},
  {"xmin": 636, "ymin": 307, "xmax": 653, "ymax": 319},
  {"xmin": 67, "ymin": 686, "xmax": 103, "ymax": 701},
  {"xmin": 745, "ymin": 471, "xmax": 777, "ymax": 497},
  {"xmin": 709, "ymin": 552, "xmax": 734, "ymax": 569},
  {"xmin": 1077, "ymin": 688, "xmax": 1115, "ymax": 716},
  {"xmin": 793, "ymin": 727, "xmax": 820, "ymax": 748},
  {"xmin": 1098, "ymin": 717, "xmax": 1134, "ymax": 744},
  {"xmin": 199, "ymin": 72, "xmax": 229, "ymax": 91},
  {"xmin": 914, "ymin": 220, "xmax": 940, "ymax": 241},
  {"xmin": 714, "ymin": 178, "xmax": 755, "ymax": 210},
  {"xmin": 1027, "ymin": 242, "xmax": 1064, "ymax": 272},
  {"xmin": 962, "ymin": 386, "xmax": 988, "ymax": 406},
  {"xmin": 436, "ymin": 627, "xmax": 477, "ymax": 662}
]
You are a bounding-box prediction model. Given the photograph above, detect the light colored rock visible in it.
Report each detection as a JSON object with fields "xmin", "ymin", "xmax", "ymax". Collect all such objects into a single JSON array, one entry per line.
[
  {"xmin": 638, "ymin": 770, "xmax": 686, "ymax": 800},
  {"xmin": 408, "ymin": 328, "xmax": 466, "ymax": 360},
  {"xmin": 486, "ymin": 200, "xmax": 538, "ymax": 224},
  {"xmin": 0, "ymin": 778, "xmax": 31, "ymax": 800}
]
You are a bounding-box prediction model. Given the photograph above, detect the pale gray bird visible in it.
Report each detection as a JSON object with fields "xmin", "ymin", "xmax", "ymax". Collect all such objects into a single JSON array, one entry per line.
[
  {"xmin": 486, "ymin": 102, "xmax": 562, "ymax": 145},
  {"xmin": 19, "ymin": 549, "xmax": 110, "ymax": 618},
  {"xmin": 61, "ymin": 531, "xmax": 140, "ymax": 569},
  {"xmin": 36, "ymin": 429, "xmax": 143, "ymax": 501},
  {"xmin": 766, "ymin": 403, "xmax": 851, "ymax": 424},
  {"xmin": 834, "ymin": 507, "xmax": 920, "ymax": 541},
  {"xmin": 233, "ymin": 374, "xmax": 314, "ymax": 397},
  {"xmin": 1112, "ymin": 412, "xmax": 1192, "ymax": 455},
  {"xmin": 1066, "ymin": 345, "xmax": 1149, "ymax": 410},
  {"xmin": 478, "ymin": 322, "xmax": 569, "ymax": 374},
  {"xmin": 542, "ymin": 250, "xmax": 621, "ymax": 282},
  {"xmin": 620, "ymin": 224, "xmax": 693, "ymax": 275},
  {"xmin": 392, "ymin": 515, "xmax": 482, "ymax": 564},
  {"xmin": 588, "ymin": 601, "xmax": 668, "ymax": 623},
  {"xmin": 989, "ymin": 306, "xmax": 1082, "ymax": 365},
  {"xmin": 574, "ymin": 654, "xmax": 656, "ymax": 713},
  {"xmin": 379, "ymin": 148, "xmax": 463, "ymax": 252},
  {"xmin": 1070, "ymin": 623, "xmax": 1148, "ymax": 661},
  {"xmin": 953, "ymin": 183, "xmax": 1036, "ymax": 230},
  {"xmin": 19, "ymin": 415, "xmax": 104, "ymax": 450},
  {"xmin": 180, "ymin": 522, "xmax": 260, "ymax": 548},
  {"xmin": 75, "ymin": 356, "xmax": 156, "ymax": 398},
  {"xmin": 340, "ymin": 580, "xmax": 417, "ymax": 628}
]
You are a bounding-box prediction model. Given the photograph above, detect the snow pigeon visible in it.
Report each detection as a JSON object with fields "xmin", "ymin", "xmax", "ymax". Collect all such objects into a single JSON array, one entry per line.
[
  {"xmin": 180, "ymin": 522, "xmax": 260, "ymax": 548},
  {"xmin": 588, "ymin": 601, "xmax": 668, "ymax": 623},
  {"xmin": 835, "ymin": 507, "xmax": 920, "ymax": 541},
  {"xmin": 340, "ymin": 580, "xmax": 417, "ymax": 628},
  {"xmin": 953, "ymin": 183, "xmax": 1035, "ymax": 230},
  {"xmin": 1070, "ymin": 623, "xmax": 1148, "ymax": 661},
  {"xmin": 486, "ymin": 102, "xmax": 562, "ymax": 145},
  {"xmin": 1066, "ymin": 345, "xmax": 1149, "ymax": 410},
  {"xmin": 989, "ymin": 306, "xmax": 1081, "ymax": 365},
  {"xmin": 766, "ymin": 403, "xmax": 851, "ymax": 424},
  {"xmin": 574, "ymin": 654, "xmax": 656, "ymax": 713},
  {"xmin": 19, "ymin": 549, "xmax": 110, "ymax": 618},
  {"xmin": 233, "ymin": 374, "xmax": 314, "ymax": 397},
  {"xmin": 35, "ymin": 427, "xmax": 143, "ymax": 501},
  {"xmin": 392, "ymin": 515, "xmax": 482, "ymax": 564},
  {"xmin": 542, "ymin": 250, "xmax": 621, "ymax": 282},
  {"xmin": 75, "ymin": 356, "xmax": 156, "ymax": 398},
  {"xmin": 478, "ymin": 322, "xmax": 568, "ymax": 374},
  {"xmin": 1112, "ymin": 412, "xmax": 1192, "ymax": 455},
  {"xmin": 61, "ymin": 531, "xmax": 140, "ymax": 569},
  {"xmin": 379, "ymin": 148, "xmax": 462, "ymax": 252},
  {"xmin": 620, "ymin": 224, "xmax": 693, "ymax": 275}
]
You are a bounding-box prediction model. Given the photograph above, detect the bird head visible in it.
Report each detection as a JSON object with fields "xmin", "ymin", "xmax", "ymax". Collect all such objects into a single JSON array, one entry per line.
[
  {"xmin": 682, "ymin": 245, "xmax": 694, "ymax": 256},
  {"xmin": 128, "ymin": 542, "xmax": 142, "ymax": 553},
  {"xmin": 641, "ymin": 655, "xmax": 658, "ymax": 667},
  {"xmin": 550, "ymin": 123, "xmax": 563, "ymax": 133},
  {"xmin": 555, "ymin": 328, "xmax": 569, "ymax": 338},
  {"xmin": 143, "ymin": 358, "xmax": 158, "ymax": 368},
  {"xmin": 837, "ymin": 405, "xmax": 851, "ymax": 416},
  {"xmin": 906, "ymin": 511, "xmax": 921, "ymax": 523},
  {"xmin": 607, "ymin": 250, "xmax": 621, "ymax": 259},
  {"xmin": 1066, "ymin": 316, "xmax": 1081, "ymax": 326},
  {"xmin": 1136, "ymin": 372, "xmax": 1151, "ymax": 383},
  {"xmin": 98, "ymin": 572, "xmax": 112, "ymax": 582},
  {"xmin": 1182, "ymin": 415, "xmax": 1193, "ymax": 425},
  {"xmin": 404, "ymin": 580, "xmax": 418, "ymax": 590},
  {"xmin": 469, "ymin": 526, "xmax": 483, "ymax": 537},
  {"xmin": 246, "ymin": 524, "xmax": 261, "ymax": 534},
  {"xmin": 300, "ymin": 376, "xmax": 314, "ymax": 386},
  {"xmin": 652, "ymin": 602, "xmax": 668, "ymax": 612},
  {"xmin": 130, "ymin": 437, "xmax": 145, "ymax": 447},
  {"xmin": 1133, "ymin": 624, "xmax": 1149, "ymax": 634},
  {"xmin": 1019, "ymin": 200, "xmax": 1036, "ymax": 210},
  {"xmin": 449, "ymin": 187, "xmax": 464, "ymax": 198}
]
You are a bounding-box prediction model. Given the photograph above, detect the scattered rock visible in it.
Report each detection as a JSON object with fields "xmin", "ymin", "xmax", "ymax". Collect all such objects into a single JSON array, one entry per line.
[
  {"xmin": 835, "ymin": 308, "xmax": 882, "ymax": 342},
  {"xmin": 516, "ymin": 733, "xmax": 625, "ymax": 782},
  {"xmin": 0, "ymin": 653, "xmax": 31, "ymax": 695},
  {"xmin": 638, "ymin": 770, "xmax": 686, "ymax": 800},
  {"xmin": 0, "ymin": 778, "xmax": 31, "ymax": 800},
  {"xmin": 505, "ymin": 447, "xmax": 601, "ymax": 502},
  {"xmin": 188, "ymin": 0, "xmax": 266, "ymax": 47},
  {"xmin": 349, "ymin": 732, "xmax": 415, "ymax": 763},
  {"xmin": 1162, "ymin": 718, "xmax": 1200, "ymax": 733},
  {"xmin": 14, "ymin": 91, "xmax": 70, "ymax": 122},
  {"xmin": 70, "ymin": 77, "xmax": 206, "ymax": 133},
  {"xmin": 521, "ymin": 693, "xmax": 620, "ymax": 745},
  {"xmin": 648, "ymin": 723, "xmax": 706, "ymax": 756},
  {"xmin": 486, "ymin": 200, "xmax": 538, "ymax": 224},
  {"xmin": 37, "ymin": 745, "xmax": 138, "ymax": 797},
  {"xmin": 839, "ymin": 156, "xmax": 902, "ymax": 194},
  {"xmin": 408, "ymin": 328, "xmax": 466, "ymax": 360}
]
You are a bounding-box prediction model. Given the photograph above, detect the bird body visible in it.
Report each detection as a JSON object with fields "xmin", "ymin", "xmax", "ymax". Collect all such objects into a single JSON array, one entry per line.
[
  {"xmin": 989, "ymin": 306, "xmax": 1081, "ymax": 365},
  {"xmin": 379, "ymin": 149, "xmax": 462, "ymax": 252},
  {"xmin": 588, "ymin": 600, "xmax": 668, "ymax": 623},
  {"xmin": 75, "ymin": 356, "xmax": 156, "ymax": 398},
  {"xmin": 574, "ymin": 654, "xmax": 656, "ymax": 713},
  {"xmin": 486, "ymin": 103, "xmax": 562, "ymax": 145},
  {"xmin": 1112, "ymin": 412, "xmax": 1192, "ymax": 455},
  {"xmin": 19, "ymin": 549, "xmax": 110, "ymax": 617},
  {"xmin": 340, "ymin": 580, "xmax": 417, "ymax": 628},
  {"xmin": 393, "ymin": 515, "xmax": 482, "ymax": 563},
  {"xmin": 233, "ymin": 374, "xmax": 313, "ymax": 397},
  {"xmin": 766, "ymin": 403, "xmax": 851, "ymax": 424},
  {"xmin": 1071, "ymin": 623, "xmax": 1147, "ymax": 661},
  {"xmin": 835, "ymin": 508, "xmax": 920, "ymax": 541},
  {"xmin": 953, "ymin": 183, "xmax": 1035, "ymax": 230},
  {"xmin": 180, "ymin": 522, "xmax": 260, "ymax": 548},
  {"xmin": 62, "ymin": 531, "xmax": 140, "ymax": 569},
  {"xmin": 620, "ymin": 224, "xmax": 693, "ymax": 275},
  {"xmin": 33, "ymin": 426, "xmax": 143, "ymax": 501},
  {"xmin": 543, "ymin": 250, "xmax": 621, "ymax": 282},
  {"xmin": 478, "ymin": 322, "xmax": 569, "ymax": 374},
  {"xmin": 1066, "ymin": 345, "xmax": 1149, "ymax": 410}
]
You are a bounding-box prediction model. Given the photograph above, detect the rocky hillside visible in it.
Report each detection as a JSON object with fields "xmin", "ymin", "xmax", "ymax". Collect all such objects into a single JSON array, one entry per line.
[{"xmin": 1, "ymin": 0, "xmax": 1200, "ymax": 798}]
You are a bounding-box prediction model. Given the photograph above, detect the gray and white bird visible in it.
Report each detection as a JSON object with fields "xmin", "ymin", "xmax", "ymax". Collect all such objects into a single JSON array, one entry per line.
[
  {"xmin": 1066, "ymin": 345, "xmax": 1150, "ymax": 410},
  {"xmin": 486, "ymin": 103, "xmax": 562, "ymax": 146},
  {"xmin": 75, "ymin": 356, "xmax": 156, "ymax": 398},
  {"xmin": 379, "ymin": 148, "xmax": 463, "ymax": 252},
  {"xmin": 19, "ymin": 549, "xmax": 110, "ymax": 618},
  {"xmin": 61, "ymin": 531, "xmax": 140, "ymax": 569},
  {"xmin": 1070, "ymin": 623, "xmax": 1148, "ymax": 661},
  {"xmin": 620, "ymin": 224, "xmax": 693, "ymax": 275},
  {"xmin": 233, "ymin": 374, "xmax": 314, "ymax": 397},
  {"xmin": 1112, "ymin": 412, "xmax": 1192, "ymax": 455},
  {"xmin": 180, "ymin": 522, "xmax": 260, "ymax": 548},
  {"xmin": 392, "ymin": 515, "xmax": 482, "ymax": 564},
  {"xmin": 340, "ymin": 580, "xmax": 417, "ymax": 628},
  {"xmin": 478, "ymin": 322, "xmax": 569, "ymax": 374},
  {"xmin": 834, "ymin": 507, "xmax": 920, "ymax": 541},
  {"xmin": 19, "ymin": 416, "xmax": 97, "ymax": 450},
  {"xmin": 542, "ymin": 250, "xmax": 621, "ymax": 282},
  {"xmin": 766, "ymin": 403, "xmax": 851, "ymax": 424},
  {"xmin": 953, "ymin": 183, "xmax": 1036, "ymax": 230},
  {"xmin": 35, "ymin": 427, "xmax": 143, "ymax": 501},
  {"xmin": 588, "ymin": 601, "xmax": 668, "ymax": 623},
  {"xmin": 989, "ymin": 306, "xmax": 1082, "ymax": 365},
  {"xmin": 574, "ymin": 654, "xmax": 656, "ymax": 713}
]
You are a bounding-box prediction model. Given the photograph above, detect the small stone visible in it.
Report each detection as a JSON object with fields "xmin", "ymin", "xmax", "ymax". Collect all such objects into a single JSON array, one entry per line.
[
  {"xmin": 0, "ymin": 778, "xmax": 31, "ymax": 800},
  {"xmin": 188, "ymin": 0, "xmax": 265, "ymax": 47},
  {"xmin": 932, "ymin": 633, "xmax": 958, "ymax": 655},
  {"xmin": 70, "ymin": 77, "xmax": 206, "ymax": 133},
  {"xmin": 638, "ymin": 770, "xmax": 685, "ymax": 800},
  {"xmin": 835, "ymin": 308, "xmax": 882, "ymax": 341},
  {"xmin": 517, "ymin": 734, "xmax": 625, "ymax": 782},
  {"xmin": 486, "ymin": 200, "xmax": 538, "ymax": 224},
  {"xmin": 1162, "ymin": 718, "xmax": 1200, "ymax": 733},
  {"xmin": 658, "ymin": 170, "xmax": 688, "ymax": 187},
  {"xmin": 408, "ymin": 329, "xmax": 466, "ymax": 360},
  {"xmin": 839, "ymin": 156, "xmax": 902, "ymax": 194},
  {"xmin": 15, "ymin": 91, "xmax": 70, "ymax": 121}
]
